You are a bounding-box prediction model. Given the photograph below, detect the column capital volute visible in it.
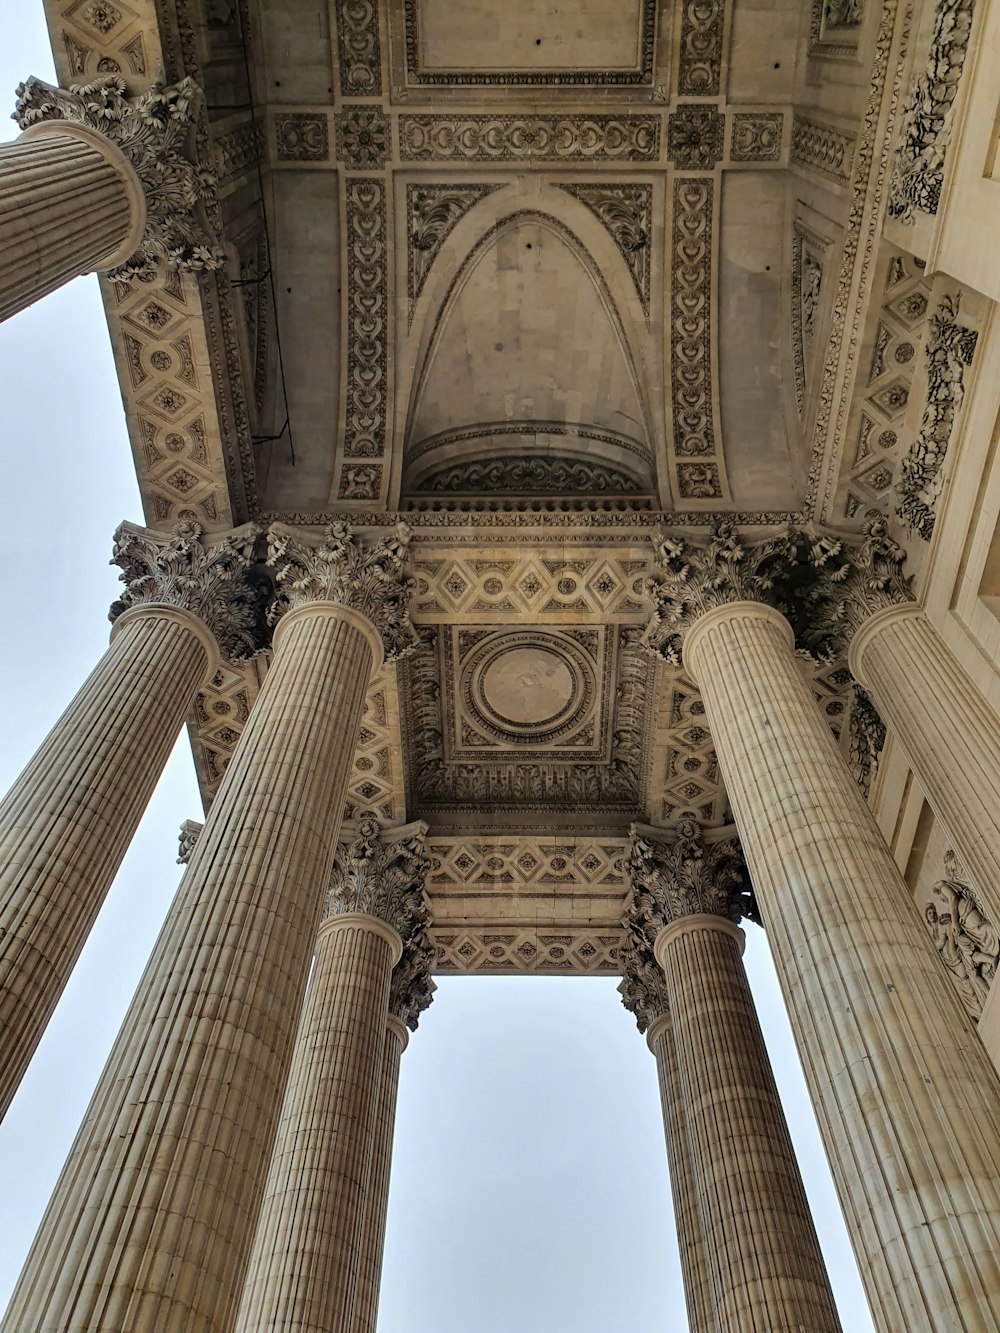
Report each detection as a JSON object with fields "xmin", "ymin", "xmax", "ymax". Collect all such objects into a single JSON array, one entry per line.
[
  {"xmin": 325, "ymin": 814, "xmax": 431, "ymax": 957},
  {"xmin": 318, "ymin": 911, "xmax": 403, "ymax": 966},
  {"xmin": 653, "ymin": 914, "xmax": 745, "ymax": 967},
  {"xmin": 625, "ymin": 817, "xmax": 758, "ymax": 936},
  {"xmin": 267, "ymin": 521, "xmax": 418, "ymax": 664},
  {"xmin": 13, "ymin": 75, "xmax": 225, "ymax": 281},
  {"xmin": 109, "ymin": 520, "xmax": 267, "ymax": 665}
]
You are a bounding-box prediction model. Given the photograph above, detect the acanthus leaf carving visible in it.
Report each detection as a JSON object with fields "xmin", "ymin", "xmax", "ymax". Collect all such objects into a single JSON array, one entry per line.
[
  {"xmin": 625, "ymin": 818, "xmax": 757, "ymax": 931},
  {"xmin": 848, "ymin": 685, "xmax": 887, "ymax": 799},
  {"xmin": 560, "ymin": 184, "xmax": 651, "ymax": 315},
  {"xmin": 326, "ymin": 812, "xmax": 430, "ymax": 944},
  {"xmin": 407, "ymin": 184, "xmax": 501, "ymax": 315},
  {"xmin": 109, "ymin": 519, "xmax": 267, "ymax": 662},
  {"xmin": 390, "ymin": 917, "xmax": 437, "ymax": 1030},
  {"xmin": 14, "ymin": 75, "xmax": 226, "ymax": 280},
  {"xmin": 267, "ymin": 521, "xmax": 417, "ymax": 662},
  {"xmin": 617, "ymin": 926, "xmax": 669, "ymax": 1033}
]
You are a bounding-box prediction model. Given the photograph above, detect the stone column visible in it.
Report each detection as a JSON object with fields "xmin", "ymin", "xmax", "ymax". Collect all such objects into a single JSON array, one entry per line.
[
  {"xmin": 644, "ymin": 522, "xmax": 1000, "ymax": 1331},
  {"xmin": 0, "ymin": 520, "xmax": 261, "ymax": 1121},
  {"xmin": 1, "ymin": 523, "xmax": 415, "ymax": 1333},
  {"xmin": 628, "ymin": 821, "xmax": 840, "ymax": 1332},
  {"xmin": 846, "ymin": 520, "xmax": 1000, "ymax": 927},
  {"xmin": 618, "ymin": 929, "xmax": 715, "ymax": 1332},
  {"xmin": 235, "ymin": 817, "xmax": 430, "ymax": 1333},
  {"xmin": 351, "ymin": 905, "xmax": 436, "ymax": 1333},
  {"xmin": 2, "ymin": 75, "xmax": 223, "ymax": 323}
]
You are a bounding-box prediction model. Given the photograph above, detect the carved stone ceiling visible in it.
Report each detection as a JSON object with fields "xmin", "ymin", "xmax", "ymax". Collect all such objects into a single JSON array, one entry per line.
[{"xmin": 36, "ymin": 0, "xmax": 890, "ymax": 970}]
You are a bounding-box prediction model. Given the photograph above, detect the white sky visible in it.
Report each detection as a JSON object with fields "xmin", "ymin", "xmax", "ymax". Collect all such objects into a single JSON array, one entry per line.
[{"xmin": 0, "ymin": 10, "xmax": 875, "ymax": 1330}]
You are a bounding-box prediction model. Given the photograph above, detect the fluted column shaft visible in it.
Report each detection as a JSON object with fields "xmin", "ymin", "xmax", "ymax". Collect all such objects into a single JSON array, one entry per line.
[
  {"xmin": 236, "ymin": 914, "xmax": 400, "ymax": 1333},
  {"xmin": 0, "ymin": 125, "xmax": 144, "ymax": 322},
  {"xmin": 851, "ymin": 603, "xmax": 1000, "ymax": 923},
  {"xmin": 1, "ymin": 602, "xmax": 377, "ymax": 1333},
  {"xmin": 351, "ymin": 1014, "xmax": 408, "ymax": 1333},
  {"xmin": 686, "ymin": 601, "xmax": 1000, "ymax": 1332},
  {"xmin": 0, "ymin": 603, "xmax": 215, "ymax": 1120},
  {"xmin": 655, "ymin": 916, "xmax": 840, "ymax": 1332},
  {"xmin": 645, "ymin": 1012, "xmax": 715, "ymax": 1333}
]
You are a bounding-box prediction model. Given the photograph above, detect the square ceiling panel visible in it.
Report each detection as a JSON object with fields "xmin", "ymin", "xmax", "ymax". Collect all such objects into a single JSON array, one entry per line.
[
  {"xmin": 397, "ymin": 0, "xmax": 658, "ymax": 87},
  {"xmin": 399, "ymin": 623, "xmax": 655, "ymax": 830}
]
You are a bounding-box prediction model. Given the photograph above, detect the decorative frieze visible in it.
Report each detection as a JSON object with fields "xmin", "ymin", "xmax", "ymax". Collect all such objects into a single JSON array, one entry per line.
[
  {"xmin": 730, "ymin": 112, "xmax": 783, "ymax": 163},
  {"xmin": 432, "ymin": 928, "xmax": 622, "ymax": 975},
  {"xmin": 790, "ymin": 112, "xmax": 856, "ymax": 183},
  {"xmin": 678, "ymin": 0, "xmax": 724, "ymax": 96},
  {"xmin": 398, "ymin": 115, "xmax": 660, "ymax": 162},
  {"xmin": 110, "ymin": 519, "xmax": 266, "ymax": 661},
  {"xmin": 419, "ymin": 457, "xmax": 641, "ymax": 495},
  {"xmin": 341, "ymin": 179, "xmax": 388, "ymax": 489},
  {"xmin": 924, "ymin": 850, "xmax": 999, "ymax": 1018},
  {"xmin": 895, "ymin": 294, "xmax": 978, "ymax": 540},
  {"xmin": 334, "ymin": 0, "xmax": 382, "ymax": 97},
  {"xmin": 670, "ymin": 179, "xmax": 722, "ymax": 495},
  {"xmin": 326, "ymin": 814, "xmax": 430, "ymax": 943},
  {"xmin": 791, "ymin": 223, "xmax": 826, "ymax": 413},
  {"xmin": 275, "ymin": 112, "xmax": 329, "ymax": 162},
  {"xmin": 887, "ymin": 0, "xmax": 977, "ymax": 221},
  {"xmin": 14, "ymin": 75, "xmax": 225, "ymax": 279}
]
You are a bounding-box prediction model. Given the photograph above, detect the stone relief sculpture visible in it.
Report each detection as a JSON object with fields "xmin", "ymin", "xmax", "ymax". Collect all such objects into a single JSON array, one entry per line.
[
  {"xmin": 887, "ymin": 0, "xmax": 977, "ymax": 222},
  {"xmin": 925, "ymin": 851, "xmax": 1000, "ymax": 1017}
]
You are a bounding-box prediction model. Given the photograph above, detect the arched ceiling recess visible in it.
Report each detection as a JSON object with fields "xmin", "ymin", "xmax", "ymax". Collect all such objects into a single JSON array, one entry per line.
[{"xmin": 402, "ymin": 204, "xmax": 658, "ymax": 502}]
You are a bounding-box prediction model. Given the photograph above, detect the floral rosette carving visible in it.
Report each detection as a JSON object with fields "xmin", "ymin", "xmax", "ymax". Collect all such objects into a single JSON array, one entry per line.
[
  {"xmin": 109, "ymin": 519, "xmax": 266, "ymax": 662},
  {"xmin": 267, "ymin": 521, "xmax": 417, "ymax": 661},
  {"xmin": 14, "ymin": 75, "xmax": 226, "ymax": 279}
]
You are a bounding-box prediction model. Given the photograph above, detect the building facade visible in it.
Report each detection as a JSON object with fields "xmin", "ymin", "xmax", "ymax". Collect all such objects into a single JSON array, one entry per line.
[{"xmin": 1, "ymin": 0, "xmax": 1000, "ymax": 1328}]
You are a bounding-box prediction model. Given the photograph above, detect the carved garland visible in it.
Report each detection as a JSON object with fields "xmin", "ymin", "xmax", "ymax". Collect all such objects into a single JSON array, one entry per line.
[
  {"xmin": 887, "ymin": 0, "xmax": 977, "ymax": 222},
  {"xmin": 340, "ymin": 178, "xmax": 388, "ymax": 502},
  {"xmin": 895, "ymin": 294, "xmax": 978, "ymax": 540}
]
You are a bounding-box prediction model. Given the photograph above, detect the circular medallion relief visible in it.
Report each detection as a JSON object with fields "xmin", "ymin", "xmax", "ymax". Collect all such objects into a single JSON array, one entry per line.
[
  {"xmin": 462, "ymin": 630, "xmax": 596, "ymax": 747},
  {"xmin": 480, "ymin": 646, "xmax": 575, "ymax": 728}
]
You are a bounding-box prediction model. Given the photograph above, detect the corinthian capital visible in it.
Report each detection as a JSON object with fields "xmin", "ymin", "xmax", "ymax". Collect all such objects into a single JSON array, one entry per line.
[
  {"xmin": 110, "ymin": 520, "xmax": 266, "ymax": 661},
  {"xmin": 14, "ymin": 76, "xmax": 225, "ymax": 280},
  {"xmin": 267, "ymin": 521, "xmax": 417, "ymax": 661},
  {"xmin": 326, "ymin": 815, "xmax": 430, "ymax": 944},
  {"xmin": 625, "ymin": 818, "xmax": 756, "ymax": 933},
  {"xmin": 642, "ymin": 522, "xmax": 849, "ymax": 665},
  {"xmin": 617, "ymin": 927, "xmax": 669, "ymax": 1034}
]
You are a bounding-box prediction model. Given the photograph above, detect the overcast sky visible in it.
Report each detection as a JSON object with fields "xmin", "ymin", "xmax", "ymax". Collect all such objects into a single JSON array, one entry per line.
[{"xmin": 0, "ymin": 11, "xmax": 875, "ymax": 1330}]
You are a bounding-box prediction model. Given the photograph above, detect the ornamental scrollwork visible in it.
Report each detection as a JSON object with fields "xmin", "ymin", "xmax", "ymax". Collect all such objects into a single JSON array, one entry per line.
[
  {"xmin": 407, "ymin": 185, "xmax": 500, "ymax": 312},
  {"xmin": 110, "ymin": 519, "xmax": 267, "ymax": 662},
  {"xmin": 14, "ymin": 76, "xmax": 225, "ymax": 279},
  {"xmin": 895, "ymin": 295, "xmax": 978, "ymax": 540},
  {"xmin": 848, "ymin": 685, "xmax": 887, "ymax": 799},
  {"xmin": 559, "ymin": 185, "xmax": 651, "ymax": 315},
  {"xmin": 419, "ymin": 456, "xmax": 641, "ymax": 495},
  {"xmin": 267, "ymin": 521, "xmax": 417, "ymax": 662},
  {"xmin": 326, "ymin": 812, "xmax": 430, "ymax": 944}
]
